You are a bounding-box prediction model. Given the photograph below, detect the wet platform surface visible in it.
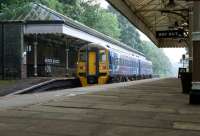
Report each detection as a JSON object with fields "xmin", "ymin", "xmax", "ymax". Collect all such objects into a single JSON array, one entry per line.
[{"xmin": 1, "ymin": 78, "xmax": 200, "ymax": 136}]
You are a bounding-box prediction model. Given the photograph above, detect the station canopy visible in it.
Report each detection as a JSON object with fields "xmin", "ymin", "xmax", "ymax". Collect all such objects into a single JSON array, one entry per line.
[{"xmin": 107, "ymin": 0, "xmax": 192, "ymax": 48}]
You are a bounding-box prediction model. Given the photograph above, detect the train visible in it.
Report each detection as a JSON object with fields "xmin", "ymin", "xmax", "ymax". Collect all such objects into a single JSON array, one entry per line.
[{"xmin": 77, "ymin": 43, "xmax": 153, "ymax": 86}]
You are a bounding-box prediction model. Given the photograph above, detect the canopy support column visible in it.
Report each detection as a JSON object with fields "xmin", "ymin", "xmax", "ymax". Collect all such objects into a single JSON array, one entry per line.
[
  {"xmin": 188, "ymin": 7, "xmax": 193, "ymax": 72},
  {"xmin": 190, "ymin": 1, "xmax": 200, "ymax": 104}
]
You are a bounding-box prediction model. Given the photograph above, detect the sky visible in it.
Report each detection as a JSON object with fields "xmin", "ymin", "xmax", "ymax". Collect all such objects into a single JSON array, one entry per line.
[
  {"xmin": 99, "ymin": 0, "xmax": 109, "ymax": 8},
  {"xmin": 98, "ymin": 0, "xmax": 186, "ymax": 64}
]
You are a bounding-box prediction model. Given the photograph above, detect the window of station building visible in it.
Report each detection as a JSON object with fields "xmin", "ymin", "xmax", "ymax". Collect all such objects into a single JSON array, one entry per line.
[
  {"xmin": 79, "ymin": 50, "xmax": 87, "ymax": 62},
  {"xmin": 99, "ymin": 50, "xmax": 106, "ymax": 62},
  {"xmin": 26, "ymin": 45, "xmax": 32, "ymax": 52}
]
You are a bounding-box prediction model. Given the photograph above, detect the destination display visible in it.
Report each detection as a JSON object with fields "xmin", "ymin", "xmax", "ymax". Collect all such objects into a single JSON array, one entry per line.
[{"xmin": 156, "ymin": 30, "xmax": 184, "ymax": 38}]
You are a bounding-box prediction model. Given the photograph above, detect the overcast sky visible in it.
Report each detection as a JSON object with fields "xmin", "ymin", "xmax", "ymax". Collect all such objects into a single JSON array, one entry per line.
[
  {"xmin": 99, "ymin": 0, "xmax": 186, "ymax": 64},
  {"xmin": 99, "ymin": 0, "xmax": 109, "ymax": 8}
]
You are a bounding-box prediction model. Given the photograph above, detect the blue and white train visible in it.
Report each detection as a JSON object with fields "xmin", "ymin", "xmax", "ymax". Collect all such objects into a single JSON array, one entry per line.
[{"xmin": 77, "ymin": 43, "xmax": 153, "ymax": 86}]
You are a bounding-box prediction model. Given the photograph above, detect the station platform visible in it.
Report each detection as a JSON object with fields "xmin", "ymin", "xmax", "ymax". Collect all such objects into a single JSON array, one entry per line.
[{"xmin": 0, "ymin": 78, "xmax": 200, "ymax": 136}]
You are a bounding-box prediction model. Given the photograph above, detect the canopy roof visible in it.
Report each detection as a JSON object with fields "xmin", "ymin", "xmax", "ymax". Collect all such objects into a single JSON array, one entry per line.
[{"xmin": 107, "ymin": 0, "xmax": 192, "ymax": 48}]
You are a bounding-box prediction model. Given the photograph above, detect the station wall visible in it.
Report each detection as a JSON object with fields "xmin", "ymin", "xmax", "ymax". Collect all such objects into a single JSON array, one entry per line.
[{"xmin": 0, "ymin": 23, "xmax": 26, "ymax": 80}]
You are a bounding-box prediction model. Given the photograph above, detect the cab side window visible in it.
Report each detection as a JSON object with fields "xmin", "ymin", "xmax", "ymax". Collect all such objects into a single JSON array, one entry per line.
[{"xmin": 99, "ymin": 50, "xmax": 106, "ymax": 62}]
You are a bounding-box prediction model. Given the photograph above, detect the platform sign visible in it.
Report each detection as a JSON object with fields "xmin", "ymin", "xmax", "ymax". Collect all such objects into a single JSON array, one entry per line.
[{"xmin": 156, "ymin": 30, "xmax": 184, "ymax": 38}]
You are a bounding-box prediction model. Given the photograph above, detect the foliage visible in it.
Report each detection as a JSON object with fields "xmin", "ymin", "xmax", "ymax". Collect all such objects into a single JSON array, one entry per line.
[
  {"xmin": 142, "ymin": 41, "xmax": 173, "ymax": 76},
  {"xmin": 108, "ymin": 6, "xmax": 143, "ymax": 52},
  {"xmin": 62, "ymin": 0, "xmax": 121, "ymax": 39},
  {"xmin": 94, "ymin": 10, "xmax": 121, "ymax": 39},
  {"xmin": 40, "ymin": 0, "xmax": 64, "ymax": 13}
]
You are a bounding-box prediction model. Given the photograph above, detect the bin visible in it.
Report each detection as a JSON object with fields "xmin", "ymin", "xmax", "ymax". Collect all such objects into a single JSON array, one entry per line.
[{"xmin": 180, "ymin": 72, "xmax": 192, "ymax": 94}]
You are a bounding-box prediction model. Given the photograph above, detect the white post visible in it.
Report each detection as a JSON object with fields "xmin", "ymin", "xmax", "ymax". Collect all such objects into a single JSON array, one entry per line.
[
  {"xmin": 66, "ymin": 48, "xmax": 69, "ymax": 71},
  {"xmin": 34, "ymin": 41, "xmax": 38, "ymax": 76}
]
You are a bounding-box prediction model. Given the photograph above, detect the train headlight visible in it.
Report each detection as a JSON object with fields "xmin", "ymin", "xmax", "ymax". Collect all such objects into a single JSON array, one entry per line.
[
  {"xmin": 80, "ymin": 66, "xmax": 83, "ymax": 70},
  {"xmin": 102, "ymin": 65, "xmax": 106, "ymax": 70}
]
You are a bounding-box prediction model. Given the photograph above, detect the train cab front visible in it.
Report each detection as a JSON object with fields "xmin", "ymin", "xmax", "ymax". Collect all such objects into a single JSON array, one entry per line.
[{"xmin": 77, "ymin": 44, "xmax": 109, "ymax": 86}]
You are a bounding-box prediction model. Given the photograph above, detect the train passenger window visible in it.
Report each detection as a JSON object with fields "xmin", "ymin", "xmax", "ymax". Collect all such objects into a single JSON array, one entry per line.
[
  {"xmin": 79, "ymin": 50, "xmax": 87, "ymax": 62},
  {"xmin": 99, "ymin": 50, "xmax": 106, "ymax": 62},
  {"xmin": 115, "ymin": 58, "xmax": 119, "ymax": 65}
]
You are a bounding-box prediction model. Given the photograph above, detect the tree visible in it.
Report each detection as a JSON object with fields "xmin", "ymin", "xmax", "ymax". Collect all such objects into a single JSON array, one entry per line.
[
  {"xmin": 142, "ymin": 41, "xmax": 173, "ymax": 76},
  {"xmin": 63, "ymin": 0, "xmax": 121, "ymax": 39},
  {"xmin": 93, "ymin": 10, "xmax": 121, "ymax": 39},
  {"xmin": 108, "ymin": 6, "xmax": 143, "ymax": 52}
]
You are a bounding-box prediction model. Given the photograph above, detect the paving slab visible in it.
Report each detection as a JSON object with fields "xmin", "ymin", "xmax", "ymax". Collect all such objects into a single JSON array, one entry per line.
[{"xmin": 1, "ymin": 78, "xmax": 200, "ymax": 136}]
